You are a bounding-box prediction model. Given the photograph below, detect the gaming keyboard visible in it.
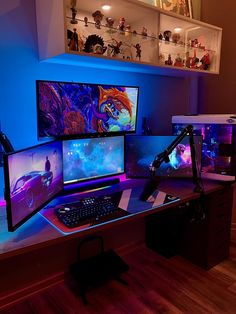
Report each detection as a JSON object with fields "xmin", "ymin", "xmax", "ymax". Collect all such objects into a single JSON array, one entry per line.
[{"xmin": 55, "ymin": 192, "xmax": 129, "ymax": 228}]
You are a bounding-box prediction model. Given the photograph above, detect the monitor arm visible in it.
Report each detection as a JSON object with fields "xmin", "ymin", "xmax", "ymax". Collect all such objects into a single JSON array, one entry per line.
[{"xmin": 140, "ymin": 124, "xmax": 203, "ymax": 201}]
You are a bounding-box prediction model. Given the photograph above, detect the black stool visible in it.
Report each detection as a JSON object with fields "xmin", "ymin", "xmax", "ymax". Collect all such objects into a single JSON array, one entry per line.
[{"xmin": 69, "ymin": 236, "xmax": 129, "ymax": 304}]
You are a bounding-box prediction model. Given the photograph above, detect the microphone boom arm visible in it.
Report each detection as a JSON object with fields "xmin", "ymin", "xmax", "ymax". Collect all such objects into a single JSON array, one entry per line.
[{"xmin": 150, "ymin": 125, "xmax": 202, "ymax": 193}]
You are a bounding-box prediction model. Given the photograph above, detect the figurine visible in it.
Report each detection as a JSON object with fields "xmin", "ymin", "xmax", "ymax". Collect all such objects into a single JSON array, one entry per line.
[
  {"xmin": 106, "ymin": 17, "xmax": 115, "ymax": 28},
  {"xmin": 174, "ymin": 54, "xmax": 184, "ymax": 67},
  {"xmin": 70, "ymin": 0, "xmax": 78, "ymax": 24},
  {"xmin": 172, "ymin": 33, "xmax": 180, "ymax": 44},
  {"xmin": 125, "ymin": 24, "xmax": 131, "ymax": 36},
  {"xmin": 142, "ymin": 27, "xmax": 148, "ymax": 37},
  {"xmin": 78, "ymin": 32, "xmax": 84, "ymax": 52},
  {"xmin": 69, "ymin": 28, "xmax": 79, "ymax": 51},
  {"xmin": 84, "ymin": 16, "xmax": 88, "ymax": 27},
  {"xmin": 84, "ymin": 34, "xmax": 107, "ymax": 54},
  {"xmin": 185, "ymin": 51, "xmax": 191, "ymax": 68},
  {"xmin": 133, "ymin": 43, "xmax": 141, "ymax": 61},
  {"xmin": 163, "ymin": 30, "xmax": 172, "ymax": 41},
  {"xmin": 117, "ymin": 17, "xmax": 125, "ymax": 31},
  {"xmin": 70, "ymin": 8, "xmax": 78, "ymax": 24},
  {"xmin": 158, "ymin": 33, "xmax": 163, "ymax": 40},
  {"xmin": 191, "ymin": 38, "xmax": 198, "ymax": 47},
  {"xmin": 125, "ymin": 25, "xmax": 131, "ymax": 32},
  {"xmin": 92, "ymin": 43, "xmax": 107, "ymax": 54},
  {"xmin": 105, "ymin": 17, "xmax": 116, "ymax": 34},
  {"xmin": 165, "ymin": 54, "xmax": 173, "ymax": 65},
  {"xmin": 190, "ymin": 50, "xmax": 199, "ymax": 68},
  {"xmin": 107, "ymin": 38, "xmax": 123, "ymax": 57},
  {"xmin": 92, "ymin": 10, "xmax": 103, "ymax": 29},
  {"xmin": 200, "ymin": 53, "xmax": 211, "ymax": 70}
]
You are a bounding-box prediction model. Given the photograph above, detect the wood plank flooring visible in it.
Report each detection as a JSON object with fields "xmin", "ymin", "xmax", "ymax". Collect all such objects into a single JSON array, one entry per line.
[{"xmin": 1, "ymin": 243, "xmax": 236, "ymax": 314}]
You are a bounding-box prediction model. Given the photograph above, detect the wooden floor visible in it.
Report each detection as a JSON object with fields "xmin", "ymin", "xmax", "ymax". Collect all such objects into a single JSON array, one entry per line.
[{"xmin": 1, "ymin": 243, "xmax": 236, "ymax": 314}]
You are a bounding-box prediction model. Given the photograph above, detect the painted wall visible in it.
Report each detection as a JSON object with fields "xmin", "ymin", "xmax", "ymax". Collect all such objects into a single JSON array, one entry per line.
[
  {"xmin": 199, "ymin": 1, "xmax": 236, "ymax": 113},
  {"xmin": 0, "ymin": 0, "xmax": 190, "ymax": 198},
  {"xmin": 200, "ymin": 0, "xmax": 236, "ymax": 242}
]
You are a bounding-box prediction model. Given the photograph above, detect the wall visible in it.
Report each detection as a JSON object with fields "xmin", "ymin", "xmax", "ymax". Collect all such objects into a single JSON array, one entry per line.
[
  {"xmin": 0, "ymin": 0, "xmax": 190, "ymax": 198},
  {"xmin": 199, "ymin": 1, "xmax": 236, "ymax": 113},
  {"xmin": 200, "ymin": 0, "xmax": 236, "ymax": 242}
]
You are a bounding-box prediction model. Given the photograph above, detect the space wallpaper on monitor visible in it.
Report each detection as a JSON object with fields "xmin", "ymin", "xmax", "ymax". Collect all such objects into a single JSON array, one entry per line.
[
  {"xmin": 63, "ymin": 136, "xmax": 124, "ymax": 184},
  {"xmin": 37, "ymin": 81, "xmax": 139, "ymax": 138},
  {"xmin": 6, "ymin": 141, "xmax": 63, "ymax": 229},
  {"xmin": 125, "ymin": 135, "xmax": 202, "ymax": 178}
]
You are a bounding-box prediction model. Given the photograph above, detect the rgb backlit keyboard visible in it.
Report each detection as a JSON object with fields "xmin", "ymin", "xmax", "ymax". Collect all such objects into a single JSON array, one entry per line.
[{"xmin": 55, "ymin": 193, "xmax": 128, "ymax": 228}]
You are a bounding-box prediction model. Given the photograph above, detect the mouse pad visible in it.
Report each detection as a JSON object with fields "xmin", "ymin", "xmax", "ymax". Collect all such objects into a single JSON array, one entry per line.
[{"xmin": 40, "ymin": 187, "xmax": 179, "ymax": 234}]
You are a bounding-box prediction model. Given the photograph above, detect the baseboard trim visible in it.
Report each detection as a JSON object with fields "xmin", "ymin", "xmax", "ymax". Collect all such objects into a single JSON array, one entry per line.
[{"xmin": 0, "ymin": 272, "xmax": 65, "ymax": 310}]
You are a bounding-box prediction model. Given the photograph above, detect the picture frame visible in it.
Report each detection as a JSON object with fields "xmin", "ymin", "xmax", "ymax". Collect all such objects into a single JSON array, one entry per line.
[
  {"xmin": 160, "ymin": 0, "xmax": 192, "ymax": 18},
  {"xmin": 138, "ymin": 0, "xmax": 160, "ymax": 7}
]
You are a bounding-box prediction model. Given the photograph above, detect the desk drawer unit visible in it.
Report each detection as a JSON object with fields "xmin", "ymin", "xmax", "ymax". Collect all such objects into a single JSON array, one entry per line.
[{"xmin": 145, "ymin": 185, "xmax": 233, "ymax": 269}]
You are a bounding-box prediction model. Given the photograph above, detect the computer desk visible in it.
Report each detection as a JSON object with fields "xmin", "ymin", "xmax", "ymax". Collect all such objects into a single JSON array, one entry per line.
[
  {"xmin": 0, "ymin": 176, "xmax": 233, "ymax": 271},
  {"xmin": 0, "ymin": 176, "xmax": 234, "ymax": 307}
]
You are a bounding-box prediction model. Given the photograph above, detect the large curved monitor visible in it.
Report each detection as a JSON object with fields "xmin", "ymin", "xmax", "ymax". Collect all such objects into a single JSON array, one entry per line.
[
  {"xmin": 63, "ymin": 136, "xmax": 124, "ymax": 185},
  {"xmin": 4, "ymin": 140, "xmax": 63, "ymax": 231},
  {"xmin": 36, "ymin": 80, "xmax": 139, "ymax": 139}
]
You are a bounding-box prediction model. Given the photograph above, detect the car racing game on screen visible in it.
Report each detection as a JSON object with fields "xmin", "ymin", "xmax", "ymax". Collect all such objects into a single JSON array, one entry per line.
[{"xmin": 4, "ymin": 141, "xmax": 63, "ymax": 231}]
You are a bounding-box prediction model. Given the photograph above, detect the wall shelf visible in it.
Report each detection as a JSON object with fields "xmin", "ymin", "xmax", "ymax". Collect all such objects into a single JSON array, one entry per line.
[{"xmin": 35, "ymin": 0, "xmax": 222, "ymax": 76}]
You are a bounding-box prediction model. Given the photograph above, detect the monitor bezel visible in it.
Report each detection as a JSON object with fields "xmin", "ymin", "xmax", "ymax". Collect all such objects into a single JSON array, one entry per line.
[
  {"xmin": 36, "ymin": 79, "xmax": 139, "ymax": 140},
  {"xmin": 4, "ymin": 140, "xmax": 64, "ymax": 231},
  {"xmin": 63, "ymin": 134, "xmax": 125, "ymax": 186}
]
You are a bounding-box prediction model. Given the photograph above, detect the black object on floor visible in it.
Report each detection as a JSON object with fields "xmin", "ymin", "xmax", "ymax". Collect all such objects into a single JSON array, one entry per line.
[{"xmin": 69, "ymin": 236, "xmax": 129, "ymax": 304}]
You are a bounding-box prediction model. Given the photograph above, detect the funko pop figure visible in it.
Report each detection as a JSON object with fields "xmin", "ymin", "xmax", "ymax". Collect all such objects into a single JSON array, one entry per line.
[
  {"xmin": 92, "ymin": 10, "xmax": 104, "ymax": 29},
  {"xmin": 117, "ymin": 17, "xmax": 125, "ymax": 31}
]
